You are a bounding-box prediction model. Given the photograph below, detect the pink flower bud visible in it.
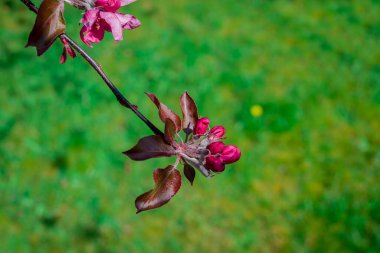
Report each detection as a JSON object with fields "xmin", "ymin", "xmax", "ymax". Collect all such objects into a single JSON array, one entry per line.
[
  {"xmin": 205, "ymin": 156, "xmax": 225, "ymax": 172},
  {"xmin": 221, "ymin": 145, "xmax": 241, "ymax": 164},
  {"xmin": 208, "ymin": 126, "xmax": 225, "ymax": 140},
  {"xmin": 194, "ymin": 117, "xmax": 210, "ymax": 135},
  {"xmin": 205, "ymin": 142, "xmax": 225, "ymax": 172},
  {"xmin": 207, "ymin": 141, "xmax": 224, "ymax": 154}
]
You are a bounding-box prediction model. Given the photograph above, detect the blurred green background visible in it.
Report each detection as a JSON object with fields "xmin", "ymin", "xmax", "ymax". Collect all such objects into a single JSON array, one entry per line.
[{"xmin": 1, "ymin": 0, "xmax": 380, "ymax": 252}]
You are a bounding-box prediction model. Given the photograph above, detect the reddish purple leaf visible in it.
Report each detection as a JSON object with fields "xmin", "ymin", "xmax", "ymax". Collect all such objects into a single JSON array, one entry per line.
[
  {"xmin": 26, "ymin": 0, "xmax": 66, "ymax": 56},
  {"xmin": 123, "ymin": 135, "xmax": 176, "ymax": 161},
  {"xmin": 164, "ymin": 119, "xmax": 177, "ymax": 145},
  {"xmin": 145, "ymin": 93, "xmax": 181, "ymax": 132},
  {"xmin": 135, "ymin": 165, "xmax": 182, "ymax": 213},
  {"xmin": 183, "ymin": 163, "xmax": 196, "ymax": 185},
  {"xmin": 180, "ymin": 91, "xmax": 198, "ymax": 134}
]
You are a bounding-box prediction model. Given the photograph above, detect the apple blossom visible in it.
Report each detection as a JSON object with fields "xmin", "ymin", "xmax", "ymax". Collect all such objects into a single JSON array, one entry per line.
[
  {"xmin": 124, "ymin": 91, "xmax": 241, "ymax": 212},
  {"xmin": 64, "ymin": 0, "xmax": 141, "ymax": 46}
]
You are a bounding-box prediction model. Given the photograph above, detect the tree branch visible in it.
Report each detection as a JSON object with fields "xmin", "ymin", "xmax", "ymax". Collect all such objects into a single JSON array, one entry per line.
[{"xmin": 20, "ymin": 0, "xmax": 164, "ymax": 137}]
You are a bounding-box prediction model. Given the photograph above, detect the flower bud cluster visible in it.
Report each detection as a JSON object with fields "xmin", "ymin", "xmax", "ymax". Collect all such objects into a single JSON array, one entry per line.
[{"xmin": 192, "ymin": 117, "xmax": 241, "ymax": 173}]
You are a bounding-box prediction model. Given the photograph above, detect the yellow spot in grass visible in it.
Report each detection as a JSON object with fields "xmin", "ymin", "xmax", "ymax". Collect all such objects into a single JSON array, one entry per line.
[{"xmin": 250, "ymin": 105, "xmax": 263, "ymax": 118}]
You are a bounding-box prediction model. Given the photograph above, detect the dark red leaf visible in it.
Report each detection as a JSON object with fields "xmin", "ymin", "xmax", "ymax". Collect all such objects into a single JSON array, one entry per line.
[
  {"xmin": 26, "ymin": 0, "xmax": 66, "ymax": 56},
  {"xmin": 180, "ymin": 91, "xmax": 198, "ymax": 134},
  {"xmin": 164, "ymin": 119, "xmax": 176, "ymax": 145},
  {"xmin": 123, "ymin": 135, "xmax": 176, "ymax": 161},
  {"xmin": 145, "ymin": 93, "xmax": 181, "ymax": 132},
  {"xmin": 135, "ymin": 165, "xmax": 182, "ymax": 213},
  {"xmin": 183, "ymin": 163, "xmax": 196, "ymax": 185}
]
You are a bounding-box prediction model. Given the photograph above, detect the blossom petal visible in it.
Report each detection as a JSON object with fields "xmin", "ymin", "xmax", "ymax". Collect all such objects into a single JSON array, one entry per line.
[
  {"xmin": 96, "ymin": 0, "xmax": 121, "ymax": 12},
  {"xmin": 120, "ymin": 0, "xmax": 137, "ymax": 6},
  {"xmin": 99, "ymin": 11, "xmax": 123, "ymax": 41},
  {"xmin": 81, "ymin": 9, "xmax": 99, "ymax": 28},
  {"xmin": 114, "ymin": 13, "xmax": 141, "ymax": 30},
  {"xmin": 80, "ymin": 24, "xmax": 106, "ymax": 47}
]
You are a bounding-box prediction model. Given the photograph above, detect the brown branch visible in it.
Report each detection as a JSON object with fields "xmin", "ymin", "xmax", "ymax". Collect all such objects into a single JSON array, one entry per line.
[{"xmin": 20, "ymin": 0, "xmax": 164, "ymax": 137}]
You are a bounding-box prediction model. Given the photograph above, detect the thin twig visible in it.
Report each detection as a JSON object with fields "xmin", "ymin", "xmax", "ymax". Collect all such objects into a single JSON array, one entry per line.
[{"xmin": 20, "ymin": 0, "xmax": 164, "ymax": 137}]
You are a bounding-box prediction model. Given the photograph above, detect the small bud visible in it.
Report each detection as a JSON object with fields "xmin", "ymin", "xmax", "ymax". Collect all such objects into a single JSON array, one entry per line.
[
  {"xmin": 207, "ymin": 141, "xmax": 224, "ymax": 154},
  {"xmin": 205, "ymin": 156, "xmax": 225, "ymax": 172},
  {"xmin": 208, "ymin": 126, "xmax": 225, "ymax": 140},
  {"xmin": 221, "ymin": 145, "xmax": 241, "ymax": 164},
  {"xmin": 194, "ymin": 117, "xmax": 210, "ymax": 135}
]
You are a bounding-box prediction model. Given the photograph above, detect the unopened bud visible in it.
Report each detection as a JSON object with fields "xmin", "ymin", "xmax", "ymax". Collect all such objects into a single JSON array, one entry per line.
[
  {"xmin": 208, "ymin": 126, "xmax": 225, "ymax": 140},
  {"xmin": 221, "ymin": 145, "xmax": 241, "ymax": 164},
  {"xmin": 205, "ymin": 156, "xmax": 225, "ymax": 172},
  {"xmin": 207, "ymin": 142, "xmax": 224, "ymax": 154},
  {"xmin": 194, "ymin": 117, "xmax": 210, "ymax": 135}
]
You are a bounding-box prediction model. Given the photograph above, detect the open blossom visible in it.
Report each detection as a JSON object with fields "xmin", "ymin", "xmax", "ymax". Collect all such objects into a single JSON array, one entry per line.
[
  {"xmin": 66, "ymin": 0, "xmax": 141, "ymax": 46},
  {"xmin": 124, "ymin": 92, "xmax": 241, "ymax": 212}
]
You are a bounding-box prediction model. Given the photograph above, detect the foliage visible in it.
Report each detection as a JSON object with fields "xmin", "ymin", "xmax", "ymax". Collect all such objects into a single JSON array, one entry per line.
[{"xmin": 1, "ymin": 0, "xmax": 380, "ymax": 252}]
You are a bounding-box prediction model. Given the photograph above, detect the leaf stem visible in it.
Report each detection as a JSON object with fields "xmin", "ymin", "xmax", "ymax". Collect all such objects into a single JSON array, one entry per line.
[{"xmin": 20, "ymin": 0, "xmax": 164, "ymax": 137}]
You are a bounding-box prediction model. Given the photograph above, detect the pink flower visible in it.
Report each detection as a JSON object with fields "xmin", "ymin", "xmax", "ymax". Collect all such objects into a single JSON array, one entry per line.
[
  {"xmin": 80, "ymin": 0, "xmax": 140, "ymax": 47},
  {"xmin": 194, "ymin": 117, "xmax": 210, "ymax": 135},
  {"xmin": 205, "ymin": 142, "xmax": 241, "ymax": 172}
]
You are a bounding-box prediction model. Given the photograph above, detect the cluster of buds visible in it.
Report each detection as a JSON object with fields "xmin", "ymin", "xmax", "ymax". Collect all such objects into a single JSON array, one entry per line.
[
  {"xmin": 192, "ymin": 118, "xmax": 240, "ymax": 172},
  {"xmin": 125, "ymin": 92, "xmax": 241, "ymax": 212}
]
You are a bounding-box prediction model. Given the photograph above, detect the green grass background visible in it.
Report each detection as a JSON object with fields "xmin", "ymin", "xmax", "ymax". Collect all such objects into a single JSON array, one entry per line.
[{"xmin": 1, "ymin": 0, "xmax": 380, "ymax": 252}]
